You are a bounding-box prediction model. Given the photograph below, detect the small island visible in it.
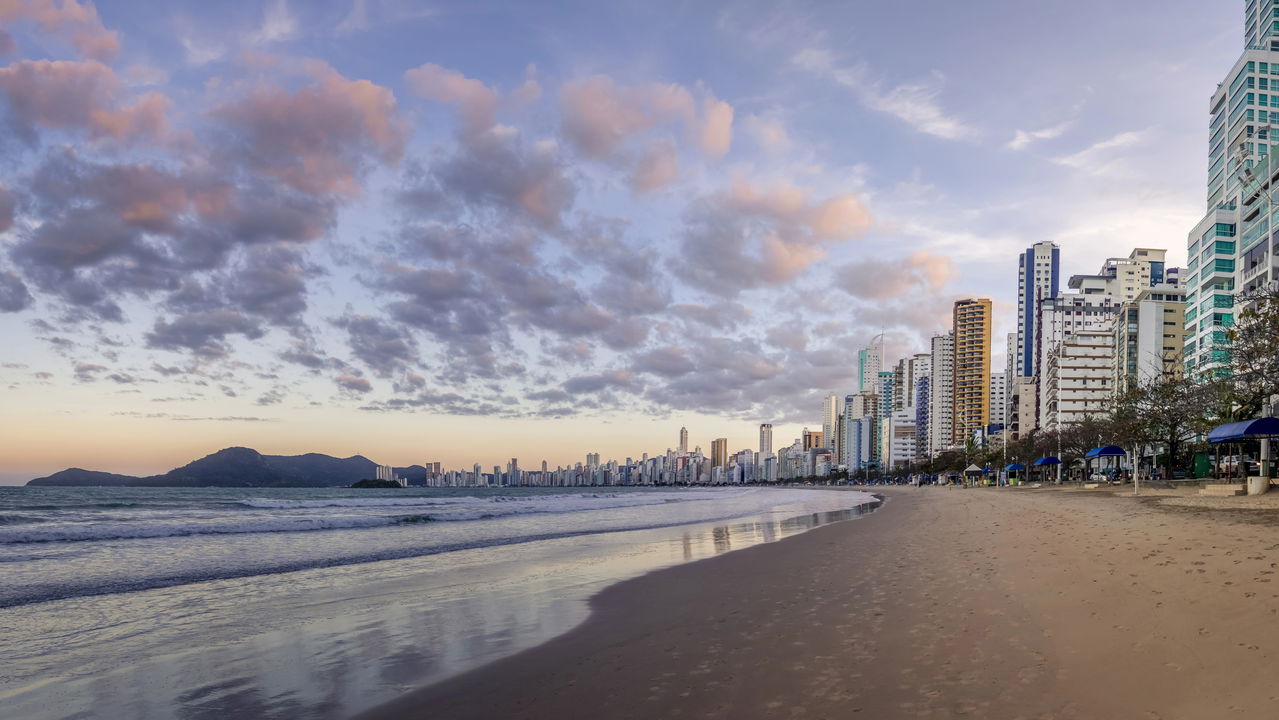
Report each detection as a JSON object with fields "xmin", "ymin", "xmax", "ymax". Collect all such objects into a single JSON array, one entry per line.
[{"xmin": 350, "ymin": 478, "xmax": 405, "ymax": 489}]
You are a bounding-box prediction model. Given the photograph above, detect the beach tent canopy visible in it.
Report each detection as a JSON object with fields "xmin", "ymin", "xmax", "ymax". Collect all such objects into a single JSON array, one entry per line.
[
  {"xmin": 964, "ymin": 464, "xmax": 983, "ymax": 473},
  {"xmin": 1005, "ymin": 463, "xmax": 1026, "ymax": 471},
  {"xmin": 1208, "ymin": 417, "xmax": 1279, "ymax": 444},
  {"xmin": 1084, "ymin": 446, "xmax": 1127, "ymax": 459},
  {"xmin": 1034, "ymin": 456, "xmax": 1062, "ymax": 466}
]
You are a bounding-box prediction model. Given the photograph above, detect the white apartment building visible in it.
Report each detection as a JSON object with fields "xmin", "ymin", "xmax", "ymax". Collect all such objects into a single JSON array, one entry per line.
[
  {"xmin": 1069, "ymin": 248, "xmax": 1173, "ymax": 302},
  {"xmin": 1043, "ymin": 329, "xmax": 1115, "ymax": 432},
  {"xmin": 1016, "ymin": 241, "xmax": 1060, "ymax": 380},
  {"xmin": 888, "ymin": 409, "xmax": 917, "ymax": 469},
  {"xmin": 1112, "ymin": 284, "xmax": 1187, "ymax": 392},
  {"xmin": 989, "ymin": 372, "xmax": 1007, "ymax": 431},
  {"xmin": 928, "ymin": 333, "xmax": 954, "ymax": 457},
  {"xmin": 844, "ymin": 416, "xmax": 874, "ymax": 475}
]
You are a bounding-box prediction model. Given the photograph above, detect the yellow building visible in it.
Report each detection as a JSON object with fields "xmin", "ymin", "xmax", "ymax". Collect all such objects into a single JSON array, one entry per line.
[
  {"xmin": 952, "ymin": 298, "xmax": 992, "ymax": 444},
  {"xmin": 712, "ymin": 438, "xmax": 728, "ymax": 468}
]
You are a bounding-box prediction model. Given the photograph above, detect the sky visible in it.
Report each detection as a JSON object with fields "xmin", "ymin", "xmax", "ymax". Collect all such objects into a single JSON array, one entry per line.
[{"xmin": 0, "ymin": 0, "xmax": 1247, "ymax": 483}]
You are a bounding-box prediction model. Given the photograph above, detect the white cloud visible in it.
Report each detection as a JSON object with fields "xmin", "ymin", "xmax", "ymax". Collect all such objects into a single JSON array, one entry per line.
[
  {"xmin": 1007, "ymin": 120, "xmax": 1074, "ymax": 151},
  {"xmin": 1052, "ymin": 129, "xmax": 1150, "ymax": 177},
  {"xmin": 251, "ymin": 0, "xmax": 298, "ymax": 45},
  {"xmin": 792, "ymin": 48, "xmax": 977, "ymax": 141},
  {"xmin": 744, "ymin": 113, "xmax": 791, "ymax": 151}
]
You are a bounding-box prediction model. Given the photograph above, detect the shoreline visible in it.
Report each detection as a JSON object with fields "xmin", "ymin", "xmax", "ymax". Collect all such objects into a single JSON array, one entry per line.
[{"xmin": 361, "ymin": 486, "xmax": 1279, "ymax": 720}]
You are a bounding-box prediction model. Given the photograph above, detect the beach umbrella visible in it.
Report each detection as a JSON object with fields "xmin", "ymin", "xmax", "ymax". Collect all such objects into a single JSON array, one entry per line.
[
  {"xmin": 1207, "ymin": 417, "xmax": 1279, "ymax": 490},
  {"xmin": 1034, "ymin": 456, "xmax": 1062, "ymax": 484}
]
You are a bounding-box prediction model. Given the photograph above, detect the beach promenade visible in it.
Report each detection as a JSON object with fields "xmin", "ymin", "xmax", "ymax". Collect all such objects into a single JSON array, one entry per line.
[{"xmin": 364, "ymin": 486, "xmax": 1279, "ymax": 720}]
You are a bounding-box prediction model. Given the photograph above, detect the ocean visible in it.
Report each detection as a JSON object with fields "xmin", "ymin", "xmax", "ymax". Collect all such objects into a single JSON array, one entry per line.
[{"xmin": 0, "ymin": 485, "xmax": 878, "ymax": 719}]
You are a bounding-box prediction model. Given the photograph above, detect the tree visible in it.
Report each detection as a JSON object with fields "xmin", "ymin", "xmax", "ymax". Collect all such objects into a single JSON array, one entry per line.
[
  {"xmin": 1112, "ymin": 374, "xmax": 1221, "ymax": 476},
  {"xmin": 1229, "ymin": 284, "xmax": 1279, "ymax": 416}
]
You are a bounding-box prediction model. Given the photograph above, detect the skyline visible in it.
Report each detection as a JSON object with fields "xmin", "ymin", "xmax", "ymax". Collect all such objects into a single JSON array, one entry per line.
[{"xmin": 0, "ymin": 0, "xmax": 1245, "ymax": 482}]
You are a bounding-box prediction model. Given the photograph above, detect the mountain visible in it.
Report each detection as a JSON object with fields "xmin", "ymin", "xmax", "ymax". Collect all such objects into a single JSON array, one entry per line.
[
  {"xmin": 160, "ymin": 447, "xmax": 293, "ymax": 487},
  {"xmin": 262, "ymin": 452, "xmax": 383, "ymax": 487},
  {"xmin": 27, "ymin": 468, "xmax": 146, "ymax": 487},
  {"xmin": 26, "ymin": 448, "xmax": 427, "ymax": 487}
]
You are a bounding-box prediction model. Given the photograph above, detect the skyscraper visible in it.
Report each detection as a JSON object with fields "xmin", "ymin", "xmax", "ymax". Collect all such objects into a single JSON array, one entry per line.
[
  {"xmin": 679, "ymin": 426, "xmax": 688, "ymax": 453},
  {"xmin": 821, "ymin": 393, "xmax": 841, "ymax": 454},
  {"xmin": 712, "ymin": 438, "xmax": 728, "ymax": 468},
  {"xmin": 1016, "ymin": 241, "xmax": 1060, "ymax": 380},
  {"xmin": 759, "ymin": 423, "xmax": 773, "ymax": 455},
  {"xmin": 929, "ymin": 333, "xmax": 955, "ymax": 456},
  {"xmin": 857, "ymin": 338, "xmax": 883, "ymax": 392},
  {"xmin": 1185, "ymin": 1, "xmax": 1269, "ymax": 378},
  {"xmin": 953, "ymin": 298, "xmax": 992, "ymax": 445}
]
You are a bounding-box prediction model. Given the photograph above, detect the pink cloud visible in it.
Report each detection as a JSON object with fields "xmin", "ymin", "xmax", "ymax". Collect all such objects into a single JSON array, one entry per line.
[
  {"xmin": 404, "ymin": 62, "xmax": 498, "ymax": 136},
  {"xmin": 0, "ymin": 0, "xmax": 120, "ymax": 60},
  {"xmin": 630, "ymin": 137, "xmax": 680, "ymax": 193},
  {"xmin": 559, "ymin": 75, "xmax": 695, "ymax": 158},
  {"xmin": 835, "ymin": 250, "xmax": 957, "ymax": 301},
  {"xmin": 0, "ymin": 60, "xmax": 169, "ymax": 143},
  {"xmin": 215, "ymin": 64, "xmax": 408, "ymax": 196},
  {"xmin": 698, "ymin": 96, "xmax": 733, "ymax": 157}
]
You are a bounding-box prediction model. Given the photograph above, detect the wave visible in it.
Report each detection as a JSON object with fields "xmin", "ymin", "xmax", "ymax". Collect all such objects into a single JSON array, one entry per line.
[
  {"xmin": 0, "ymin": 501, "xmax": 881, "ymax": 608},
  {"xmin": 233, "ymin": 491, "xmax": 718, "ymax": 510},
  {"xmin": 0, "ymin": 490, "xmax": 753, "ymax": 544}
]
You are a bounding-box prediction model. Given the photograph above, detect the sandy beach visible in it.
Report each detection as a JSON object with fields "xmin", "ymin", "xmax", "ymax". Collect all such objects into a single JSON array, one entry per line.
[{"xmin": 362, "ymin": 485, "xmax": 1279, "ymax": 720}]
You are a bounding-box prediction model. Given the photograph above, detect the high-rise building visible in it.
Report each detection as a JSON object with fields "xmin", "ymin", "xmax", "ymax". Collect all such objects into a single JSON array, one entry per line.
[
  {"xmin": 857, "ymin": 339, "xmax": 883, "ymax": 392},
  {"xmin": 1069, "ymin": 248, "xmax": 1172, "ymax": 302},
  {"xmin": 1016, "ymin": 241, "xmax": 1060, "ymax": 380},
  {"xmin": 802, "ymin": 428, "xmax": 823, "ymax": 451},
  {"xmin": 679, "ymin": 426, "xmax": 688, "ymax": 454},
  {"xmin": 759, "ymin": 423, "xmax": 773, "ymax": 455},
  {"xmin": 844, "ymin": 416, "xmax": 873, "ymax": 475},
  {"xmin": 1044, "ymin": 329, "xmax": 1115, "ymax": 431},
  {"xmin": 821, "ymin": 393, "xmax": 841, "ymax": 456},
  {"xmin": 1183, "ymin": 2, "xmax": 1275, "ymax": 378},
  {"xmin": 928, "ymin": 333, "xmax": 954, "ymax": 456},
  {"xmin": 1112, "ymin": 284, "xmax": 1187, "ymax": 392},
  {"xmin": 953, "ymin": 298, "xmax": 992, "ymax": 444},
  {"xmin": 989, "ymin": 372, "xmax": 1007, "ymax": 432},
  {"xmin": 712, "ymin": 438, "xmax": 728, "ymax": 468}
]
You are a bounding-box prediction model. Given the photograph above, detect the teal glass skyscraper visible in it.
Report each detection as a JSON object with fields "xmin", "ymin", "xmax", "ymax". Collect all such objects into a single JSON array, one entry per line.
[{"xmin": 1184, "ymin": 1, "xmax": 1279, "ymax": 377}]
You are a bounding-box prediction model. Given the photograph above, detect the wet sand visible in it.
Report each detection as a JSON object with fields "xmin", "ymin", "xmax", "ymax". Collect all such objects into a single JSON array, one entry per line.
[{"xmin": 361, "ymin": 486, "xmax": 1279, "ymax": 719}]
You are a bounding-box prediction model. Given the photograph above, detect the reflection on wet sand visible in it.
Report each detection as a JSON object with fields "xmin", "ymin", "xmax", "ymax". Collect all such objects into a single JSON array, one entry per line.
[{"xmin": 1, "ymin": 498, "xmax": 879, "ymax": 720}]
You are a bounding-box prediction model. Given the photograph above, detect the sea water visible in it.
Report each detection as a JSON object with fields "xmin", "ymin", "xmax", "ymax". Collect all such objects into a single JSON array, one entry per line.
[{"xmin": 0, "ymin": 485, "xmax": 877, "ymax": 719}]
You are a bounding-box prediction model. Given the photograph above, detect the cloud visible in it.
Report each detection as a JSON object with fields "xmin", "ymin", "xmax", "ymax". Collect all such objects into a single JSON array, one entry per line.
[
  {"xmin": 563, "ymin": 369, "xmax": 637, "ymax": 394},
  {"xmin": 0, "ymin": 28, "xmax": 15, "ymax": 57},
  {"xmin": 834, "ymin": 250, "xmax": 956, "ymax": 300},
  {"xmin": 0, "ymin": 60, "xmax": 169, "ymax": 145},
  {"xmin": 0, "ymin": 0, "xmax": 120, "ymax": 61},
  {"xmin": 558, "ymin": 75, "xmax": 732, "ymax": 159},
  {"xmin": 0, "ymin": 185, "xmax": 13, "ymax": 231},
  {"xmin": 674, "ymin": 180, "xmax": 872, "ymax": 295},
  {"xmin": 405, "ymin": 62, "xmax": 499, "ymax": 136},
  {"xmin": 743, "ymin": 113, "xmax": 790, "ymax": 151},
  {"xmin": 631, "ymin": 345, "xmax": 695, "ymax": 377},
  {"xmin": 698, "ymin": 96, "xmax": 733, "ymax": 156},
  {"xmin": 336, "ymin": 0, "xmax": 437, "ymax": 34},
  {"xmin": 792, "ymin": 48, "xmax": 976, "ymax": 141},
  {"xmin": 399, "ymin": 128, "xmax": 576, "ymax": 228},
  {"xmin": 336, "ymin": 373, "xmax": 373, "ymax": 393},
  {"xmin": 213, "ymin": 61, "xmax": 407, "ymax": 196},
  {"xmin": 334, "ymin": 312, "xmax": 418, "ymax": 377},
  {"xmin": 249, "ymin": 0, "xmax": 297, "ymax": 45},
  {"xmin": 1007, "ymin": 120, "xmax": 1073, "ymax": 151},
  {"xmin": 630, "ymin": 137, "xmax": 680, "ymax": 193},
  {"xmin": 146, "ymin": 310, "xmax": 264, "ymax": 357},
  {"xmin": 1053, "ymin": 129, "xmax": 1149, "ymax": 176},
  {"xmin": 0, "ymin": 269, "xmax": 33, "ymax": 312}
]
